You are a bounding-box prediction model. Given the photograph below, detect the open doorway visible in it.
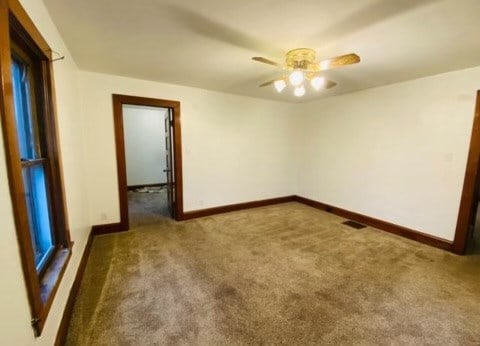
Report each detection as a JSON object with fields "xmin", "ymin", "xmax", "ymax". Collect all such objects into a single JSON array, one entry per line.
[
  {"xmin": 123, "ymin": 105, "xmax": 171, "ymax": 226},
  {"xmin": 454, "ymin": 90, "xmax": 480, "ymax": 254},
  {"xmin": 462, "ymin": 157, "xmax": 480, "ymax": 255},
  {"xmin": 466, "ymin": 189, "xmax": 480, "ymax": 254},
  {"xmin": 112, "ymin": 94, "xmax": 183, "ymax": 230}
]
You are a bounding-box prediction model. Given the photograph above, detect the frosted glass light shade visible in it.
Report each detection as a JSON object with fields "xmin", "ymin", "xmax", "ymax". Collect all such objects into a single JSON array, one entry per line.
[
  {"xmin": 294, "ymin": 85, "xmax": 306, "ymax": 97},
  {"xmin": 274, "ymin": 79, "xmax": 286, "ymax": 93},
  {"xmin": 289, "ymin": 70, "xmax": 304, "ymax": 86},
  {"xmin": 311, "ymin": 76, "xmax": 326, "ymax": 90},
  {"xmin": 320, "ymin": 60, "xmax": 330, "ymax": 70}
]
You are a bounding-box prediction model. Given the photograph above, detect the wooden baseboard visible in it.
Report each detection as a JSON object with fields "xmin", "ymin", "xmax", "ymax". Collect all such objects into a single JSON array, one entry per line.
[
  {"xmin": 127, "ymin": 183, "xmax": 166, "ymax": 191},
  {"xmin": 294, "ymin": 195, "xmax": 454, "ymax": 252},
  {"xmin": 180, "ymin": 196, "xmax": 296, "ymax": 220},
  {"xmin": 91, "ymin": 222, "xmax": 127, "ymax": 235},
  {"xmin": 54, "ymin": 229, "xmax": 94, "ymax": 346},
  {"xmin": 54, "ymin": 221, "xmax": 127, "ymax": 344}
]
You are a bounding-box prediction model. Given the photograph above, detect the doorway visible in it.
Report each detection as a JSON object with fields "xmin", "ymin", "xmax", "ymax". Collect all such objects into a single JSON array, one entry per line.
[
  {"xmin": 112, "ymin": 94, "xmax": 184, "ymax": 230},
  {"xmin": 463, "ymin": 157, "xmax": 480, "ymax": 254},
  {"xmin": 466, "ymin": 190, "xmax": 480, "ymax": 254},
  {"xmin": 454, "ymin": 90, "xmax": 480, "ymax": 254},
  {"xmin": 124, "ymin": 105, "xmax": 171, "ymax": 226}
]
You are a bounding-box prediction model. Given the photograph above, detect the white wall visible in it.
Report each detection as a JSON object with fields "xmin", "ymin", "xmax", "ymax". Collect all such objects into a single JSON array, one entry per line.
[
  {"xmin": 0, "ymin": 1, "xmax": 91, "ymax": 345},
  {"xmin": 1, "ymin": 3, "xmax": 478, "ymax": 344},
  {"xmin": 123, "ymin": 105, "xmax": 167, "ymax": 186},
  {"xmin": 79, "ymin": 66, "xmax": 480, "ymax": 240},
  {"xmin": 79, "ymin": 71, "xmax": 297, "ymax": 224},
  {"xmin": 297, "ymin": 66, "xmax": 480, "ymax": 241}
]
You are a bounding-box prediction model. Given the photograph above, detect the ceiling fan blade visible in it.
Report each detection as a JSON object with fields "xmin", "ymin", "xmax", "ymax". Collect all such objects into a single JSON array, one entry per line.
[
  {"xmin": 259, "ymin": 79, "xmax": 276, "ymax": 87},
  {"xmin": 325, "ymin": 80, "xmax": 337, "ymax": 89},
  {"xmin": 252, "ymin": 57, "xmax": 280, "ymax": 67},
  {"xmin": 318, "ymin": 53, "xmax": 360, "ymax": 70}
]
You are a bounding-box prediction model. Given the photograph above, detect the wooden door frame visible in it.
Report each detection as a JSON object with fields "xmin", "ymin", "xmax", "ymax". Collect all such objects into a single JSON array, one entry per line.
[
  {"xmin": 112, "ymin": 94, "xmax": 184, "ymax": 227},
  {"xmin": 453, "ymin": 90, "xmax": 480, "ymax": 254}
]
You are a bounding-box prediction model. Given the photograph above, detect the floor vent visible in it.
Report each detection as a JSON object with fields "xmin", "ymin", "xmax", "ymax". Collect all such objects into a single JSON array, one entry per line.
[{"xmin": 342, "ymin": 220, "xmax": 367, "ymax": 229}]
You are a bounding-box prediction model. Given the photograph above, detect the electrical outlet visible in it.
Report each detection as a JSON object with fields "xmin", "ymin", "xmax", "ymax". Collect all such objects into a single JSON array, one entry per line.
[{"xmin": 100, "ymin": 212, "xmax": 107, "ymax": 221}]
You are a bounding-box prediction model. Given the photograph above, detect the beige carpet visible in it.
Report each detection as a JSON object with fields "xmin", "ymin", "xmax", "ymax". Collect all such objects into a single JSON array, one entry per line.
[{"xmin": 66, "ymin": 202, "xmax": 480, "ymax": 345}]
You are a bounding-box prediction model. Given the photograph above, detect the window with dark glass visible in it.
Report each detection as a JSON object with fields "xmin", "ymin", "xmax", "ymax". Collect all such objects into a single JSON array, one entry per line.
[
  {"xmin": 11, "ymin": 54, "xmax": 56, "ymax": 273},
  {"xmin": 0, "ymin": 3, "xmax": 72, "ymax": 336}
]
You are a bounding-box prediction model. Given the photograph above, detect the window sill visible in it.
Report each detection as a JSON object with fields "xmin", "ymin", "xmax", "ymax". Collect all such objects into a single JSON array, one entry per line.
[{"xmin": 34, "ymin": 244, "xmax": 73, "ymax": 336}]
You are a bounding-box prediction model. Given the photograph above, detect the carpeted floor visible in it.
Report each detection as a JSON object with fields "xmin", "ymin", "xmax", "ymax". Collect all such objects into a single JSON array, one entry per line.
[
  {"xmin": 66, "ymin": 202, "xmax": 480, "ymax": 345},
  {"xmin": 128, "ymin": 188, "xmax": 170, "ymax": 227}
]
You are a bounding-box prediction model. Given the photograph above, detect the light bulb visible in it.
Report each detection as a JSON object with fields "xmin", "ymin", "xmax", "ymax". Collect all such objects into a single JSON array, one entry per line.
[
  {"xmin": 320, "ymin": 60, "xmax": 330, "ymax": 70},
  {"xmin": 273, "ymin": 79, "xmax": 286, "ymax": 93},
  {"xmin": 311, "ymin": 76, "xmax": 326, "ymax": 90},
  {"xmin": 294, "ymin": 85, "xmax": 306, "ymax": 97},
  {"xmin": 289, "ymin": 70, "xmax": 304, "ymax": 86}
]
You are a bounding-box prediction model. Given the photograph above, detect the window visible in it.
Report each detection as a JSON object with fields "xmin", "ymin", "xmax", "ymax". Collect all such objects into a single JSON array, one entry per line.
[
  {"xmin": 11, "ymin": 53, "xmax": 56, "ymax": 274},
  {"xmin": 0, "ymin": 2, "xmax": 72, "ymax": 337}
]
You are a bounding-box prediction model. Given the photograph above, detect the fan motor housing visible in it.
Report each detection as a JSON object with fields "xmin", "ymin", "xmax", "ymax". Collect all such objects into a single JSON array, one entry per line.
[{"xmin": 285, "ymin": 48, "xmax": 316, "ymax": 70}]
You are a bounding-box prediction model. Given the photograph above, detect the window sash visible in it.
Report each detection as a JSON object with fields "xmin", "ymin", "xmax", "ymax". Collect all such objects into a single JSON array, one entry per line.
[
  {"xmin": 21, "ymin": 163, "xmax": 56, "ymax": 273},
  {"xmin": 11, "ymin": 48, "xmax": 56, "ymax": 275},
  {"xmin": 11, "ymin": 49, "xmax": 43, "ymax": 160}
]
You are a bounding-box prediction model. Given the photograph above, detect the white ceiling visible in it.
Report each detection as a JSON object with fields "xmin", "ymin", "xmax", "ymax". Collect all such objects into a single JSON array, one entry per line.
[{"xmin": 43, "ymin": 0, "xmax": 480, "ymax": 103}]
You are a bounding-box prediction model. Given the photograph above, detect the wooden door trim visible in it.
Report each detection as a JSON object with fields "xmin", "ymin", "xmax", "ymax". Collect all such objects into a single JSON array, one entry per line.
[
  {"xmin": 112, "ymin": 94, "xmax": 184, "ymax": 228},
  {"xmin": 453, "ymin": 90, "xmax": 480, "ymax": 254}
]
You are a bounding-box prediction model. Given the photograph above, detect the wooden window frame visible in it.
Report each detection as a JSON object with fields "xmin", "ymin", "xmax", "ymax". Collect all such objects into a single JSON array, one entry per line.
[{"xmin": 0, "ymin": 0, "xmax": 72, "ymax": 336}]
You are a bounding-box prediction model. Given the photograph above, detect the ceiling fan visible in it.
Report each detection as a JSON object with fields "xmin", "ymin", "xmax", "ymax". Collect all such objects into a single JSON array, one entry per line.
[{"xmin": 252, "ymin": 48, "xmax": 360, "ymax": 97}]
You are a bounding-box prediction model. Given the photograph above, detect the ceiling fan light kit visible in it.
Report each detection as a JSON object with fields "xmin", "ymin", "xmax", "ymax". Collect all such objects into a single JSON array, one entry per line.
[
  {"xmin": 311, "ymin": 76, "xmax": 326, "ymax": 90},
  {"xmin": 273, "ymin": 79, "xmax": 287, "ymax": 93},
  {"xmin": 294, "ymin": 85, "xmax": 306, "ymax": 97},
  {"xmin": 252, "ymin": 48, "xmax": 360, "ymax": 97},
  {"xmin": 289, "ymin": 69, "xmax": 304, "ymax": 86}
]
